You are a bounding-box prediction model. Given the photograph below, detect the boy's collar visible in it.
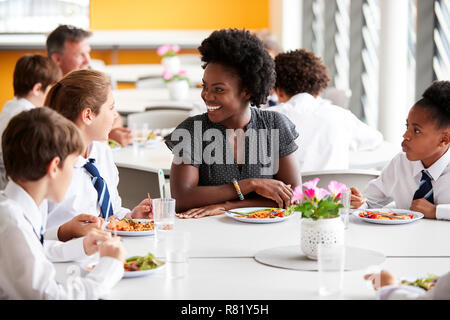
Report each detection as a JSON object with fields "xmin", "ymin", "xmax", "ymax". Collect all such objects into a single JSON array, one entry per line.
[
  {"xmin": 412, "ymin": 147, "xmax": 450, "ymax": 180},
  {"xmin": 75, "ymin": 141, "xmax": 98, "ymax": 167},
  {"xmin": 3, "ymin": 180, "xmax": 45, "ymax": 234}
]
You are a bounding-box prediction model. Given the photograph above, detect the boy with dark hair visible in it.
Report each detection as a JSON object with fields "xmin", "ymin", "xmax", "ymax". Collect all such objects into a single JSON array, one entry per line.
[
  {"xmin": 0, "ymin": 107, "xmax": 125, "ymax": 299},
  {"xmin": 0, "ymin": 54, "xmax": 62, "ymax": 189}
]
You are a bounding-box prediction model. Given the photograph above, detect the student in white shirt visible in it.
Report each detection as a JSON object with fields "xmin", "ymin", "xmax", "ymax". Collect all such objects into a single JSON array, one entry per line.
[
  {"xmin": 269, "ymin": 49, "xmax": 383, "ymax": 171},
  {"xmin": 43, "ymin": 69, "xmax": 153, "ymax": 241},
  {"xmin": 0, "ymin": 107, "xmax": 125, "ymax": 299},
  {"xmin": 351, "ymin": 81, "xmax": 450, "ymax": 220},
  {"xmin": 0, "ymin": 54, "xmax": 62, "ymax": 189},
  {"xmin": 47, "ymin": 24, "xmax": 133, "ymax": 147}
]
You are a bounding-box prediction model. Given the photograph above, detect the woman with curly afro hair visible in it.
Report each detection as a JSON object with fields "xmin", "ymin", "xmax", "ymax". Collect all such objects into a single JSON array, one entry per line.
[
  {"xmin": 165, "ymin": 29, "xmax": 301, "ymax": 218},
  {"xmin": 270, "ymin": 49, "xmax": 383, "ymax": 171}
]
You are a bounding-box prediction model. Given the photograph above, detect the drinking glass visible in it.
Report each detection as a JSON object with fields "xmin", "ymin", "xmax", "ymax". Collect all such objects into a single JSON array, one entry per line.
[
  {"xmin": 164, "ymin": 231, "xmax": 191, "ymax": 279},
  {"xmin": 153, "ymin": 198, "xmax": 176, "ymax": 236},
  {"xmin": 339, "ymin": 190, "xmax": 351, "ymax": 229},
  {"xmin": 318, "ymin": 243, "xmax": 345, "ymax": 297},
  {"xmin": 130, "ymin": 122, "xmax": 149, "ymax": 148}
]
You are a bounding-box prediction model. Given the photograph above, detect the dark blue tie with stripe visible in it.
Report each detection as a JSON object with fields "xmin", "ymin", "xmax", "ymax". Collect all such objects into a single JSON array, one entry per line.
[
  {"xmin": 83, "ymin": 159, "xmax": 114, "ymax": 219},
  {"xmin": 413, "ymin": 170, "xmax": 434, "ymax": 204}
]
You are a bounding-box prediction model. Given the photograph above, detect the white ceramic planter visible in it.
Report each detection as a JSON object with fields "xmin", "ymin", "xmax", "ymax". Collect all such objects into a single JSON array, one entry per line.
[
  {"xmin": 300, "ymin": 217, "xmax": 344, "ymax": 260},
  {"xmin": 162, "ymin": 56, "xmax": 181, "ymax": 74},
  {"xmin": 167, "ymin": 79, "xmax": 189, "ymax": 101}
]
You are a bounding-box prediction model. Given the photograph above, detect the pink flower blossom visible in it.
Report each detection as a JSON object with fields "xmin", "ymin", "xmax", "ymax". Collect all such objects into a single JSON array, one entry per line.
[
  {"xmin": 315, "ymin": 188, "xmax": 331, "ymax": 200},
  {"xmin": 304, "ymin": 188, "xmax": 316, "ymax": 199},
  {"xmin": 157, "ymin": 44, "xmax": 171, "ymax": 56},
  {"xmin": 328, "ymin": 180, "xmax": 347, "ymax": 196},
  {"xmin": 302, "ymin": 178, "xmax": 320, "ymax": 190},
  {"xmin": 291, "ymin": 186, "xmax": 304, "ymax": 202},
  {"xmin": 162, "ymin": 68, "xmax": 172, "ymax": 80},
  {"xmin": 178, "ymin": 69, "xmax": 187, "ymax": 75}
]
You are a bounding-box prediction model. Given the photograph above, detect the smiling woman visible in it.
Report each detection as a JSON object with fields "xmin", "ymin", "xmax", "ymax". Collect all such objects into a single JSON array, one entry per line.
[{"xmin": 164, "ymin": 29, "xmax": 302, "ymax": 218}]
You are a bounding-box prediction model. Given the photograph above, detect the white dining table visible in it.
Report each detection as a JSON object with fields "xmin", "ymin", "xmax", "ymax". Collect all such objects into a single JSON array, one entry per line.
[
  {"xmin": 113, "ymin": 88, "xmax": 204, "ymax": 114},
  {"xmin": 51, "ymin": 214, "xmax": 450, "ymax": 300},
  {"xmin": 112, "ymin": 140, "xmax": 401, "ymax": 177}
]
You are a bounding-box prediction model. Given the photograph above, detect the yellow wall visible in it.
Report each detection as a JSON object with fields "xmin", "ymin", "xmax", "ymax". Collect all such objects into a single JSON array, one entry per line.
[
  {"xmin": 0, "ymin": 0, "xmax": 269, "ymax": 109},
  {"xmin": 90, "ymin": 0, "xmax": 269, "ymax": 30}
]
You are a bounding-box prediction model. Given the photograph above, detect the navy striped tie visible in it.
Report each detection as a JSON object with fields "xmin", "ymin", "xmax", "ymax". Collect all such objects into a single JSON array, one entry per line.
[
  {"xmin": 413, "ymin": 170, "xmax": 434, "ymax": 204},
  {"xmin": 83, "ymin": 159, "xmax": 114, "ymax": 219}
]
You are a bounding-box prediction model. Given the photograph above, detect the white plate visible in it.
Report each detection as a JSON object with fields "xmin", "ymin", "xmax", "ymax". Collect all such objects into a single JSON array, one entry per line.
[
  {"xmin": 106, "ymin": 219, "xmax": 155, "ymax": 236},
  {"xmin": 146, "ymin": 135, "xmax": 163, "ymax": 146},
  {"xmin": 225, "ymin": 207, "xmax": 294, "ymax": 224},
  {"xmin": 352, "ymin": 208, "xmax": 424, "ymax": 225},
  {"xmin": 83, "ymin": 260, "xmax": 165, "ymax": 278}
]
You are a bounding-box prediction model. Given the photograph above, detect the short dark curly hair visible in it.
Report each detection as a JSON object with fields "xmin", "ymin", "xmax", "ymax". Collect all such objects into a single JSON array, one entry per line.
[
  {"xmin": 416, "ymin": 80, "xmax": 450, "ymax": 129},
  {"xmin": 198, "ymin": 28, "xmax": 275, "ymax": 107},
  {"xmin": 275, "ymin": 49, "xmax": 330, "ymax": 97}
]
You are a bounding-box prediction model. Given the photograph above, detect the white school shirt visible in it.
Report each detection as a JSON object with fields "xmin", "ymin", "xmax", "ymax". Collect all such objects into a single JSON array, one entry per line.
[
  {"xmin": 45, "ymin": 141, "xmax": 130, "ymax": 238},
  {"xmin": 269, "ymin": 93, "xmax": 383, "ymax": 171},
  {"xmin": 377, "ymin": 271, "xmax": 450, "ymax": 300},
  {"xmin": 0, "ymin": 98, "xmax": 36, "ymax": 190},
  {"xmin": 362, "ymin": 148, "xmax": 450, "ymax": 220},
  {"xmin": 0, "ymin": 181, "xmax": 123, "ymax": 299}
]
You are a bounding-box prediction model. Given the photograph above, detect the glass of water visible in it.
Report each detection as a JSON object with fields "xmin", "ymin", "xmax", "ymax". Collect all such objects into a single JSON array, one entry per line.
[
  {"xmin": 339, "ymin": 190, "xmax": 351, "ymax": 229},
  {"xmin": 153, "ymin": 198, "xmax": 176, "ymax": 237},
  {"xmin": 130, "ymin": 122, "xmax": 149, "ymax": 148},
  {"xmin": 318, "ymin": 243, "xmax": 346, "ymax": 298}
]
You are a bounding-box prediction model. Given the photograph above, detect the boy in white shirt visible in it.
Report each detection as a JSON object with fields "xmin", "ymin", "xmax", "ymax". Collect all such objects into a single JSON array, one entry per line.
[
  {"xmin": 270, "ymin": 49, "xmax": 383, "ymax": 171},
  {"xmin": 43, "ymin": 69, "xmax": 153, "ymax": 241},
  {"xmin": 0, "ymin": 54, "xmax": 62, "ymax": 189},
  {"xmin": 351, "ymin": 81, "xmax": 450, "ymax": 220},
  {"xmin": 0, "ymin": 107, "xmax": 125, "ymax": 299}
]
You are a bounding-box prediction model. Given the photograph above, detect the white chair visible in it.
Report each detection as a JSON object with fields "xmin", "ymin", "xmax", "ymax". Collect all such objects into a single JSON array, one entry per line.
[
  {"xmin": 321, "ymin": 87, "xmax": 352, "ymax": 109},
  {"xmin": 127, "ymin": 109, "xmax": 190, "ymax": 130},
  {"xmin": 178, "ymin": 54, "xmax": 202, "ymax": 66},
  {"xmin": 136, "ymin": 77, "xmax": 166, "ymax": 89},
  {"xmin": 300, "ymin": 169, "xmax": 380, "ymax": 191},
  {"xmin": 117, "ymin": 166, "xmax": 164, "ymax": 209}
]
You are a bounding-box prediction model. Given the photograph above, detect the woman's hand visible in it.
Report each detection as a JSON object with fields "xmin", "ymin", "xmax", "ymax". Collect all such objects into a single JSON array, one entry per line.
[
  {"xmin": 350, "ymin": 187, "xmax": 366, "ymax": 209},
  {"xmin": 131, "ymin": 198, "xmax": 153, "ymax": 219},
  {"xmin": 251, "ymin": 178, "xmax": 293, "ymax": 209},
  {"xmin": 177, "ymin": 204, "xmax": 226, "ymax": 219},
  {"xmin": 58, "ymin": 214, "xmax": 105, "ymax": 242}
]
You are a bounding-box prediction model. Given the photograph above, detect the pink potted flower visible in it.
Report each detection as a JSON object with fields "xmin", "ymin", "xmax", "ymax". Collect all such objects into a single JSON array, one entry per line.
[
  {"xmin": 289, "ymin": 178, "xmax": 348, "ymax": 260},
  {"xmin": 158, "ymin": 44, "xmax": 181, "ymax": 74},
  {"xmin": 162, "ymin": 68, "xmax": 190, "ymax": 101}
]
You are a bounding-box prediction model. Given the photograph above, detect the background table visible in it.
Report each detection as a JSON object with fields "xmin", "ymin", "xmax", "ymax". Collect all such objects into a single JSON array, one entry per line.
[
  {"xmin": 113, "ymin": 88, "xmax": 204, "ymax": 114},
  {"xmin": 105, "ymin": 64, "xmax": 204, "ymax": 85},
  {"xmin": 113, "ymin": 140, "xmax": 400, "ymax": 177}
]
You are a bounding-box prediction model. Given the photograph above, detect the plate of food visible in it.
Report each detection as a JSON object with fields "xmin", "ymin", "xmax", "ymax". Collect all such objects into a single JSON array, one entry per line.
[
  {"xmin": 225, "ymin": 207, "xmax": 294, "ymax": 224},
  {"xmin": 84, "ymin": 253, "xmax": 165, "ymax": 278},
  {"xmin": 146, "ymin": 132, "xmax": 163, "ymax": 146},
  {"xmin": 400, "ymin": 274, "xmax": 439, "ymax": 291},
  {"xmin": 108, "ymin": 139, "xmax": 121, "ymax": 150},
  {"xmin": 352, "ymin": 208, "xmax": 424, "ymax": 225},
  {"xmin": 106, "ymin": 218, "xmax": 154, "ymax": 236}
]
